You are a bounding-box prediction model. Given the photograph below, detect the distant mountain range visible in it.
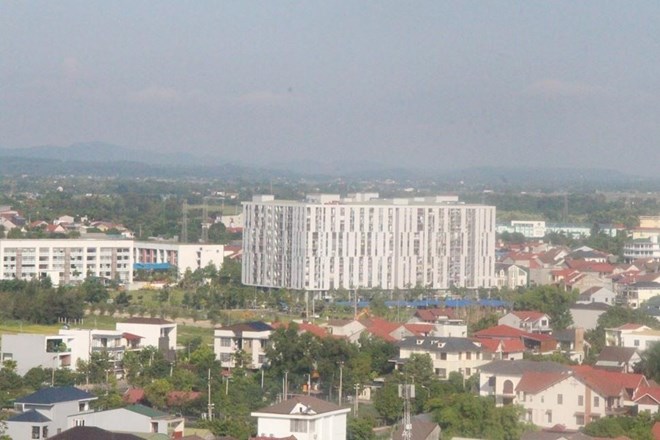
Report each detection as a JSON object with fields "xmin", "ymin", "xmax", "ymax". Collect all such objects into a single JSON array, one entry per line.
[{"xmin": 0, "ymin": 142, "xmax": 655, "ymax": 189}]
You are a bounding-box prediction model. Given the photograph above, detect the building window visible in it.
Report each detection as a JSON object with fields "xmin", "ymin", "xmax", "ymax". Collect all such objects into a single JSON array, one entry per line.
[
  {"xmin": 42, "ymin": 427, "xmax": 48, "ymax": 438},
  {"xmin": 74, "ymin": 420, "xmax": 85, "ymax": 427},
  {"xmin": 466, "ymin": 352, "xmax": 472, "ymax": 360},
  {"xmin": 440, "ymin": 352, "xmax": 447, "ymax": 360},
  {"xmin": 32, "ymin": 426, "xmax": 40, "ymax": 439},
  {"xmin": 578, "ymin": 395, "xmax": 584, "ymax": 406},
  {"xmin": 557, "ymin": 394, "xmax": 563, "ymax": 404},
  {"xmin": 634, "ymin": 339, "xmax": 640, "ymax": 347},
  {"xmin": 151, "ymin": 422, "xmax": 158, "ymax": 433},
  {"xmin": 220, "ymin": 338, "xmax": 232, "ymax": 347},
  {"xmin": 220, "ymin": 353, "xmax": 231, "ymax": 362},
  {"xmin": 576, "ymin": 415, "xmax": 585, "ymax": 426},
  {"xmin": 79, "ymin": 402, "xmax": 86, "ymax": 411},
  {"xmin": 594, "ymin": 396, "xmax": 600, "ymax": 407},
  {"xmin": 290, "ymin": 419, "xmax": 308, "ymax": 433},
  {"xmin": 546, "ymin": 411, "xmax": 552, "ymax": 424}
]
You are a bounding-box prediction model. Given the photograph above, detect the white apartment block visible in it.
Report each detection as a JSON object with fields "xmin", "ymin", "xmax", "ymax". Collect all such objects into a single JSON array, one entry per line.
[
  {"xmin": 242, "ymin": 194, "xmax": 495, "ymax": 292},
  {"xmin": 214, "ymin": 321, "xmax": 273, "ymax": 369},
  {"xmin": 133, "ymin": 241, "xmax": 225, "ymax": 278},
  {"xmin": 0, "ymin": 239, "xmax": 133, "ymax": 286}
]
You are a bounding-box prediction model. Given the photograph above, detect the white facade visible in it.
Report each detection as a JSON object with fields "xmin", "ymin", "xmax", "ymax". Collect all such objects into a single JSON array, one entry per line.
[
  {"xmin": 242, "ymin": 194, "xmax": 496, "ymax": 291},
  {"xmin": 1, "ymin": 329, "xmax": 143, "ymax": 376},
  {"xmin": 397, "ymin": 337, "xmax": 488, "ymax": 379},
  {"xmin": 68, "ymin": 405, "xmax": 184, "ymax": 436},
  {"xmin": 510, "ymin": 221, "xmax": 546, "ymax": 238},
  {"xmin": 214, "ymin": 322, "xmax": 273, "ymax": 369},
  {"xmin": 606, "ymin": 325, "xmax": 660, "ymax": 350},
  {"xmin": 251, "ymin": 396, "xmax": 350, "ymax": 440},
  {"xmin": 0, "ymin": 239, "xmax": 133, "ymax": 285},
  {"xmin": 116, "ymin": 318, "xmax": 177, "ymax": 352},
  {"xmin": 133, "ymin": 241, "xmax": 225, "ymax": 278},
  {"xmin": 1, "ymin": 333, "xmax": 79, "ymax": 376}
]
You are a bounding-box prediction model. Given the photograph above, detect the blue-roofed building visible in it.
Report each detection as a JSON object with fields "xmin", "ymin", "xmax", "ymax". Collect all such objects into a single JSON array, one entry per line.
[{"xmin": 7, "ymin": 386, "xmax": 96, "ymax": 440}]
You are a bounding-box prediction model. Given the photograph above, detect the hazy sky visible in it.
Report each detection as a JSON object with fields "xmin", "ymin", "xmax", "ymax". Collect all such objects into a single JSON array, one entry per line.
[{"xmin": 2, "ymin": 2, "xmax": 659, "ymax": 175}]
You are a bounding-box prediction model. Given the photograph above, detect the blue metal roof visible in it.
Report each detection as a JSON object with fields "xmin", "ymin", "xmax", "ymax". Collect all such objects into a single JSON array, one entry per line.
[
  {"xmin": 15, "ymin": 386, "xmax": 94, "ymax": 405},
  {"xmin": 8, "ymin": 409, "xmax": 51, "ymax": 423},
  {"xmin": 133, "ymin": 262, "xmax": 171, "ymax": 271}
]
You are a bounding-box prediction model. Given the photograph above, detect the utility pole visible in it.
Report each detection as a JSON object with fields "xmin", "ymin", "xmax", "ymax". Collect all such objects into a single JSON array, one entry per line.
[
  {"xmin": 207, "ymin": 368, "xmax": 213, "ymax": 421},
  {"xmin": 338, "ymin": 361, "xmax": 344, "ymax": 406},
  {"xmin": 353, "ymin": 384, "xmax": 360, "ymax": 416}
]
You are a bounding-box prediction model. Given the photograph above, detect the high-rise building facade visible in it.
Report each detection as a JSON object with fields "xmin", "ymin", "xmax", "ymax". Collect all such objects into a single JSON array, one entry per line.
[{"xmin": 242, "ymin": 194, "xmax": 495, "ymax": 292}]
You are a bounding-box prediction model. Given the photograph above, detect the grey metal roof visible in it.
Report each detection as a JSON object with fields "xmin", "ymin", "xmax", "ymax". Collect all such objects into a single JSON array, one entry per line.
[
  {"xmin": 15, "ymin": 386, "xmax": 95, "ymax": 405},
  {"xmin": 398, "ymin": 336, "xmax": 482, "ymax": 353}
]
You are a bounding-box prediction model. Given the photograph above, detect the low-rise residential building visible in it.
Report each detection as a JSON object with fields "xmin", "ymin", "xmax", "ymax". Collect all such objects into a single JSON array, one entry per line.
[
  {"xmin": 116, "ymin": 318, "xmax": 177, "ymax": 355},
  {"xmin": 479, "ymin": 360, "xmax": 571, "ymax": 406},
  {"xmin": 595, "ymin": 346, "xmax": 642, "ymax": 373},
  {"xmin": 0, "ymin": 239, "xmax": 133, "ymax": 286},
  {"xmin": 251, "ymin": 395, "xmax": 350, "ymax": 440},
  {"xmin": 214, "ymin": 321, "xmax": 274, "ymax": 369},
  {"xmin": 498, "ymin": 311, "xmax": 551, "ymax": 334},
  {"xmin": 605, "ymin": 324, "xmax": 660, "ymax": 349},
  {"xmin": 68, "ymin": 404, "xmax": 184, "ymax": 437},
  {"xmin": 1, "ymin": 329, "xmax": 144, "ymax": 377},
  {"xmin": 622, "ymin": 282, "xmax": 660, "ymax": 309},
  {"xmin": 133, "ymin": 241, "xmax": 225, "ymax": 278},
  {"xmin": 474, "ymin": 325, "xmax": 558, "ymax": 354},
  {"xmin": 6, "ymin": 387, "xmax": 96, "ymax": 440},
  {"xmin": 494, "ymin": 263, "xmax": 528, "ymax": 289},
  {"xmin": 393, "ymin": 337, "xmax": 487, "ymax": 379},
  {"xmin": 319, "ymin": 319, "xmax": 366, "ymax": 343},
  {"xmin": 577, "ymin": 286, "xmax": 616, "ymax": 305}
]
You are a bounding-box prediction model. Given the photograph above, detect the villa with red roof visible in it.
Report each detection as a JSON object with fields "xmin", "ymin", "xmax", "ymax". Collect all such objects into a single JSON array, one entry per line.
[
  {"xmin": 474, "ymin": 325, "xmax": 558, "ymax": 354},
  {"xmin": 605, "ymin": 324, "xmax": 660, "ymax": 350},
  {"xmin": 479, "ymin": 360, "xmax": 646, "ymax": 430},
  {"xmin": 634, "ymin": 386, "xmax": 660, "ymax": 414},
  {"xmin": 499, "ymin": 311, "xmax": 552, "ymax": 334}
]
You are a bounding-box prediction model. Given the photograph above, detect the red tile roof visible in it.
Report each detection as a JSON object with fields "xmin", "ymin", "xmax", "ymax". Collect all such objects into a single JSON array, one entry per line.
[
  {"xmin": 572, "ymin": 365, "xmax": 647, "ymax": 398},
  {"xmin": 516, "ymin": 371, "xmax": 569, "ymax": 394},
  {"xmin": 474, "ymin": 325, "xmax": 528, "ymax": 339},
  {"xmin": 512, "ymin": 311, "xmax": 548, "ymax": 321},
  {"xmin": 167, "ymin": 391, "xmax": 202, "ymax": 406},
  {"xmin": 404, "ymin": 323, "xmax": 435, "ymax": 336},
  {"xmin": 414, "ymin": 308, "xmax": 456, "ymax": 322},
  {"xmin": 361, "ymin": 317, "xmax": 400, "ymax": 342},
  {"xmin": 634, "ymin": 386, "xmax": 660, "ymax": 404}
]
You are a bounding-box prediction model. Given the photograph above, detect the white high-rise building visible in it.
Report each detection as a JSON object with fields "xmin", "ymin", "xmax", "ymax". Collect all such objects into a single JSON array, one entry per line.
[{"xmin": 242, "ymin": 194, "xmax": 495, "ymax": 292}]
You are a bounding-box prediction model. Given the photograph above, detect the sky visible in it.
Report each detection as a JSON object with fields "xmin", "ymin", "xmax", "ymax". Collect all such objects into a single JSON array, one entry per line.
[{"xmin": 1, "ymin": 2, "xmax": 659, "ymax": 175}]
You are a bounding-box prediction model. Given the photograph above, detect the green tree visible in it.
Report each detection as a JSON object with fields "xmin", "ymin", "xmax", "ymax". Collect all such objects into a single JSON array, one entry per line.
[
  {"xmin": 515, "ymin": 285, "xmax": 578, "ymax": 330},
  {"xmin": 373, "ymin": 382, "xmax": 403, "ymax": 425},
  {"xmin": 144, "ymin": 378, "xmax": 173, "ymax": 410},
  {"xmin": 347, "ymin": 416, "xmax": 376, "ymax": 440}
]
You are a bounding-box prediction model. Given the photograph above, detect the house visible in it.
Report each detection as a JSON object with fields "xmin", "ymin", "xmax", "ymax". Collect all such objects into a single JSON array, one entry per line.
[
  {"xmin": 479, "ymin": 360, "xmax": 571, "ymax": 406},
  {"xmin": 6, "ymin": 387, "xmax": 96, "ymax": 439},
  {"xmin": 116, "ymin": 317, "xmax": 177, "ymax": 357},
  {"xmin": 393, "ymin": 337, "xmax": 487, "ymax": 379},
  {"xmin": 483, "ymin": 363, "xmax": 646, "ymax": 430},
  {"xmin": 569, "ymin": 302, "xmax": 610, "ymax": 331},
  {"xmin": 477, "ymin": 338, "xmax": 525, "ymax": 361},
  {"xmin": 251, "ymin": 395, "xmax": 350, "ymax": 440},
  {"xmin": 474, "ymin": 325, "xmax": 558, "ymax": 354},
  {"xmin": 392, "ymin": 419, "xmax": 441, "ymax": 440},
  {"xmin": 68, "ymin": 404, "xmax": 184, "ymax": 437},
  {"xmin": 214, "ymin": 321, "xmax": 274, "ymax": 369},
  {"xmin": 47, "ymin": 426, "xmax": 144, "ymax": 440},
  {"xmin": 1, "ymin": 333, "xmax": 79, "ymax": 375},
  {"xmin": 319, "ymin": 319, "xmax": 365, "ymax": 343},
  {"xmin": 622, "ymin": 282, "xmax": 660, "ymax": 309},
  {"xmin": 553, "ymin": 328, "xmax": 588, "ymax": 363},
  {"xmin": 577, "ymin": 286, "xmax": 616, "ymax": 305},
  {"xmin": 595, "ymin": 346, "xmax": 642, "ymax": 373},
  {"xmin": 633, "ymin": 386, "xmax": 660, "ymax": 414},
  {"xmin": 408, "ymin": 308, "xmax": 456, "ymax": 324},
  {"xmin": 605, "ymin": 324, "xmax": 660, "ymax": 349},
  {"xmin": 494, "ymin": 263, "xmax": 528, "ymax": 289},
  {"xmin": 499, "ymin": 311, "xmax": 551, "ymax": 334}
]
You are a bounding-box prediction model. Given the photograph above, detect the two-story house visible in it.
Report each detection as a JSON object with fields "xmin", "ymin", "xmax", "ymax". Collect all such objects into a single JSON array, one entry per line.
[
  {"xmin": 499, "ymin": 311, "xmax": 552, "ymax": 334},
  {"xmin": 214, "ymin": 321, "xmax": 274, "ymax": 369},
  {"xmin": 605, "ymin": 324, "xmax": 660, "ymax": 350},
  {"xmin": 68, "ymin": 404, "xmax": 184, "ymax": 437},
  {"xmin": 394, "ymin": 337, "xmax": 487, "ymax": 379},
  {"xmin": 251, "ymin": 395, "xmax": 350, "ymax": 440},
  {"xmin": 116, "ymin": 317, "xmax": 177, "ymax": 360},
  {"xmin": 6, "ymin": 387, "xmax": 96, "ymax": 439}
]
